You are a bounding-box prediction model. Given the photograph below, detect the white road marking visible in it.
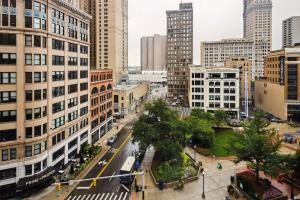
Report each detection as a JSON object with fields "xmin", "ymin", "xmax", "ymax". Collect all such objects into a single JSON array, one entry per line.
[
  {"xmin": 113, "ymin": 195, "xmax": 118, "ymax": 200},
  {"xmin": 104, "ymin": 193, "xmax": 110, "ymax": 200},
  {"xmin": 123, "ymin": 192, "xmax": 128, "ymax": 200},
  {"xmin": 66, "ymin": 196, "xmax": 72, "ymax": 200},
  {"xmin": 99, "ymin": 193, "xmax": 106, "ymax": 200},
  {"xmin": 118, "ymin": 192, "xmax": 123, "ymax": 200},
  {"xmin": 90, "ymin": 194, "xmax": 96, "ymax": 200},
  {"xmin": 117, "ymin": 185, "xmax": 121, "ymax": 193},
  {"xmin": 109, "ymin": 171, "xmax": 116, "ymax": 182},
  {"xmin": 121, "ymin": 184, "xmax": 129, "ymax": 192},
  {"xmin": 77, "ymin": 186, "xmax": 90, "ymax": 190},
  {"xmin": 76, "ymin": 195, "xmax": 82, "ymax": 200},
  {"xmin": 71, "ymin": 196, "xmax": 78, "ymax": 200},
  {"xmin": 86, "ymin": 194, "xmax": 91, "ymax": 200},
  {"xmin": 95, "ymin": 193, "xmax": 101, "ymax": 200},
  {"xmin": 82, "ymin": 194, "xmax": 86, "ymax": 200},
  {"xmin": 108, "ymin": 193, "xmax": 114, "ymax": 200}
]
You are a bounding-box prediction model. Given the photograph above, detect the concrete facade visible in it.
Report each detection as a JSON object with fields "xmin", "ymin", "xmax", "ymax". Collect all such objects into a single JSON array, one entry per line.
[
  {"xmin": 113, "ymin": 83, "xmax": 149, "ymax": 116},
  {"xmin": 282, "ymin": 16, "xmax": 300, "ymax": 48},
  {"xmin": 255, "ymin": 46, "xmax": 300, "ymax": 121},
  {"xmin": 189, "ymin": 66, "xmax": 240, "ymax": 118},
  {"xmin": 0, "ymin": 0, "xmax": 91, "ymax": 194},
  {"xmin": 80, "ymin": 0, "xmax": 128, "ymax": 83},
  {"xmin": 140, "ymin": 34, "xmax": 167, "ymax": 72},
  {"xmin": 243, "ymin": 0, "xmax": 272, "ymax": 78},
  {"xmin": 128, "ymin": 71, "xmax": 167, "ymax": 84},
  {"xmin": 166, "ymin": 2, "xmax": 193, "ymax": 105}
]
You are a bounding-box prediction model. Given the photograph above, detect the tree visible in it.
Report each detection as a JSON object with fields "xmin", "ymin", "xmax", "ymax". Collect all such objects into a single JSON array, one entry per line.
[
  {"xmin": 214, "ymin": 110, "xmax": 228, "ymax": 127},
  {"xmin": 228, "ymin": 110, "xmax": 281, "ymax": 184},
  {"xmin": 190, "ymin": 108, "xmax": 214, "ymax": 122}
]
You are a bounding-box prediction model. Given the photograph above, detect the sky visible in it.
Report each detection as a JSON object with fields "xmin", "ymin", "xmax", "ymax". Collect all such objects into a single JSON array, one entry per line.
[{"xmin": 128, "ymin": 0, "xmax": 300, "ymax": 66}]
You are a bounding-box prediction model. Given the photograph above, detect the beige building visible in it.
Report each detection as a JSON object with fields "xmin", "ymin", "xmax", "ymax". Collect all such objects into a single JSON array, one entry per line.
[
  {"xmin": 243, "ymin": 0, "xmax": 272, "ymax": 78},
  {"xmin": 224, "ymin": 57, "xmax": 252, "ymax": 101},
  {"xmin": 166, "ymin": 3, "xmax": 193, "ymax": 105},
  {"xmin": 141, "ymin": 34, "xmax": 167, "ymax": 71},
  {"xmin": 0, "ymin": 0, "xmax": 91, "ymax": 196},
  {"xmin": 113, "ymin": 83, "xmax": 149, "ymax": 116},
  {"xmin": 255, "ymin": 45, "xmax": 300, "ymax": 121},
  {"xmin": 80, "ymin": 0, "xmax": 128, "ymax": 83},
  {"xmin": 282, "ymin": 16, "xmax": 300, "ymax": 48}
]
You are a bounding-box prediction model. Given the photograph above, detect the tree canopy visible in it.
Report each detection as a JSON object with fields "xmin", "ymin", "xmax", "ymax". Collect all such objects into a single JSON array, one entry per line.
[{"xmin": 214, "ymin": 109, "xmax": 229, "ymax": 127}]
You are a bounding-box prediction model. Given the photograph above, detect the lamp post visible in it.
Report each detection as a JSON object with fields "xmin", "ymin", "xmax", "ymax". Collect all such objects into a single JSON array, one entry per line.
[{"xmin": 202, "ymin": 171, "xmax": 205, "ymax": 199}]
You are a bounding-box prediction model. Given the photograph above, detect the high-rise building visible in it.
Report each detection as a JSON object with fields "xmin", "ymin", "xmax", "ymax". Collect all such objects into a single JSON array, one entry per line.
[
  {"xmin": 201, "ymin": 39, "xmax": 254, "ymax": 68},
  {"xmin": 166, "ymin": 2, "xmax": 193, "ymax": 105},
  {"xmin": 189, "ymin": 66, "xmax": 240, "ymax": 118},
  {"xmin": 80, "ymin": 0, "xmax": 128, "ymax": 83},
  {"xmin": 243, "ymin": 0, "xmax": 272, "ymax": 78},
  {"xmin": 255, "ymin": 45, "xmax": 300, "ymax": 121},
  {"xmin": 282, "ymin": 16, "xmax": 300, "ymax": 48},
  {"xmin": 0, "ymin": 0, "xmax": 91, "ymax": 196},
  {"xmin": 141, "ymin": 34, "xmax": 167, "ymax": 71}
]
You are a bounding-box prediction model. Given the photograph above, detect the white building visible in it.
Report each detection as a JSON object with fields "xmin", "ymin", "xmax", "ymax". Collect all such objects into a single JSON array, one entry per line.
[
  {"xmin": 128, "ymin": 71, "xmax": 167, "ymax": 84},
  {"xmin": 141, "ymin": 34, "xmax": 167, "ymax": 71},
  {"xmin": 201, "ymin": 38, "xmax": 254, "ymax": 69},
  {"xmin": 189, "ymin": 66, "xmax": 240, "ymax": 118},
  {"xmin": 243, "ymin": 0, "xmax": 272, "ymax": 78},
  {"xmin": 282, "ymin": 16, "xmax": 300, "ymax": 48}
]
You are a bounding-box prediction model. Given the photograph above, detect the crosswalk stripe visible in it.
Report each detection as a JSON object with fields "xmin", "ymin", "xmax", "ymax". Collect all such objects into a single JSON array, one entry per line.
[
  {"xmin": 104, "ymin": 193, "xmax": 110, "ymax": 200},
  {"xmin": 113, "ymin": 195, "xmax": 118, "ymax": 200},
  {"xmin": 66, "ymin": 196, "xmax": 72, "ymax": 200},
  {"xmin": 99, "ymin": 193, "xmax": 106, "ymax": 200},
  {"xmin": 123, "ymin": 192, "xmax": 128, "ymax": 200},
  {"xmin": 118, "ymin": 192, "xmax": 123, "ymax": 200},
  {"xmin": 95, "ymin": 193, "xmax": 101, "ymax": 200},
  {"xmin": 86, "ymin": 194, "xmax": 91, "ymax": 200},
  {"xmin": 71, "ymin": 196, "xmax": 77, "ymax": 200},
  {"xmin": 108, "ymin": 193, "xmax": 114, "ymax": 200},
  {"xmin": 76, "ymin": 195, "xmax": 82, "ymax": 200},
  {"xmin": 90, "ymin": 194, "xmax": 96, "ymax": 200},
  {"xmin": 82, "ymin": 194, "xmax": 86, "ymax": 200}
]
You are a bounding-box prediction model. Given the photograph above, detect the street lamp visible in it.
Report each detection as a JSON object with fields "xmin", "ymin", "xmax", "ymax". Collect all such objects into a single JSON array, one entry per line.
[{"xmin": 202, "ymin": 171, "xmax": 205, "ymax": 199}]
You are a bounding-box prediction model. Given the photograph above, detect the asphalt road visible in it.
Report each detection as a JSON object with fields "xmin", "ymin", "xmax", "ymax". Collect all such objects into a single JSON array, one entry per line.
[{"xmin": 66, "ymin": 126, "xmax": 139, "ymax": 200}]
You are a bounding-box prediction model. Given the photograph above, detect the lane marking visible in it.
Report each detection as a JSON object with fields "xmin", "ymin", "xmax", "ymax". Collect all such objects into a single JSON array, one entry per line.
[
  {"xmin": 121, "ymin": 184, "xmax": 129, "ymax": 192},
  {"xmin": 75, "ymin": 195, "xmax": 82, "ymax": 200},
  {"xmin": 86, "ymin": 194, "xmax": 91, "ymax": 200},
  {"xmin": 113, "ymin": 195, "xmax": 118, "ymax": 200},
  {"xmin": 123, "ymin": 192, "xmax": 128, "ymax": 200},
  {"xmin": 104, "ymin": 193, "xmax": 110, "ymax": 200},
  {"xmin": 71, "ymin": 196, "xmax": 77, "ymax": 200},
  {"xmin": 90, "ymin": 194, "xmax": 96, "ymax": 200},
  {"xmin": 109, "ymin": 171, "xmax": 116, "ymax": 182},
  {"xmin": 118, "ymin": 192, "xmax": 123, "ymax": 200},
  {"xmin": 66, "ymin": 196, "xmax": 72, "ymax": 200},
  {"xmin": 109, "ymin": 193, "xmax": 114, "ymax": 200},
  {"xmin": 95, "ymin": 193, "xmax": 101, "ymax": 200},
  {"xmin": 82, "ymin": 194, "xmax": 86, "ymax": 200},
  {"xmin": 99, "ymin": 193, "xmax": 105, "ymax": 200},
  {"xmin": 77, "ymin": 186, "xmax": 90, "ymax": 190},
  {"xmin": 89, "ymin": 133, "xmax": 132, "ymax": 188},
  {"xmin": 117, "ymin": 185, "xmax": 121, "ymax": 193}
]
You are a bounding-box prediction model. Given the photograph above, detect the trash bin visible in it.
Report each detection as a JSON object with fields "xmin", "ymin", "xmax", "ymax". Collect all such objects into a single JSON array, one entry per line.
[{"xmin": 158, "ymin": 181, "xmax": 164, "ymax": 190}]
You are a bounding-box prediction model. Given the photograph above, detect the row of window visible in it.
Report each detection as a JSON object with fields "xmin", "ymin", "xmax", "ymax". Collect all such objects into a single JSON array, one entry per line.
[
  {"xmin": 0, "ymin": 110, "xmax": 16, "ymax": 122},
  {"xmin": 25, "ymin": 123, "xmax": 47, "ymax": 138},
  {"xmin": 52, "ymin": 56, "xmax": 88, "ymax": 66},
  {"xmin": 25, "ymin": 54, "xmax": 47, "ymax": 65},
  {"xmin": 25, "ymin": 106, "xmax": 47, "ymax": 120},
  {"xmin": 25, "ymin": 141, "xmax": 47, "ymax": 157},
  {"xmin": 25, "ymin": 72, "xmax": 47, "ymax": 83},
  {"xmin": 1, "ymin": 148, "xmax": 16, "ymax": 161},
  {"xmin": 25, "ymin": 35, "xmax": 47, "ymax": 48},
  {"xmin": 25, "ymin": 89, "xmax": 47, "ymax": 101},
  {"xmin": 25, "ymin": 158, "xmax": 47, "ymax": 176}
]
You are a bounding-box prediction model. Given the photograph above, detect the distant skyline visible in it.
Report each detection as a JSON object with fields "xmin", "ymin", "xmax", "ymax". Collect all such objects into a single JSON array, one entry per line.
[{"xmin": 128, "ymin": 0, "xmax": 300, "ymax": 66}]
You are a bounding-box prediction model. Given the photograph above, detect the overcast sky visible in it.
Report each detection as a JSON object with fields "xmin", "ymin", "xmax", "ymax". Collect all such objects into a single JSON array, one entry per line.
[{"xmin": 128, "ymin": 0, "xmax": 300, "ymax": 66}]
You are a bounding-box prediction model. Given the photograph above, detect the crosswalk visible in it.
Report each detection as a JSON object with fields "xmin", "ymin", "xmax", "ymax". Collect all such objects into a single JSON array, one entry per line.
[{"xmin": 67, "ymin": 192, "xmax": 129, "ymax": 200}]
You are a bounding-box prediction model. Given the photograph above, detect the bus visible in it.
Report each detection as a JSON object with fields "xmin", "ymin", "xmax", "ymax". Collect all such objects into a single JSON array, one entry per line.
[{"xmin": 119, "ymin": 156, "xmax": 136, "ymax": 185}]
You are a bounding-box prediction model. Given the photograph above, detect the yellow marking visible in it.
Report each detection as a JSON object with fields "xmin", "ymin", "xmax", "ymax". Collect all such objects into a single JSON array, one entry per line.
[{"xmin": 89, "ymin": 133, "xmax": 132, "ymax": 188}]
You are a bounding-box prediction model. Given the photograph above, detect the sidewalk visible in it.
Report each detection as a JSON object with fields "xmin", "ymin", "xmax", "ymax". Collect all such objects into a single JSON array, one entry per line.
[{"xmin": 30, "ymin": 107, "xmax": 144, "ymax": 200}]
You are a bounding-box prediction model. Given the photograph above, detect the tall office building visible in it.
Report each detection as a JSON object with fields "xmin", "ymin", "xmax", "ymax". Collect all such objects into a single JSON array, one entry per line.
[
  {"xmin": 282, "ymin": 16, "xmax": 300, "ymax": 48},
  {"xmin": 0, "ymin": 0, "xmax": 91, "ymax": 197},
  {"xmin": 166, "ymin": 2, "xmax": 193, "ymax": 105},
  {"xmin": 80, "ymin": 0, "xmax": 128, "ymax": 83},
  {"xmin": 141, "ymin": 34, "xmax": 167, "ymax": 71},
  {"xmin": 243, "ymin": 0, "xmax": 272, "ymax": 78}
]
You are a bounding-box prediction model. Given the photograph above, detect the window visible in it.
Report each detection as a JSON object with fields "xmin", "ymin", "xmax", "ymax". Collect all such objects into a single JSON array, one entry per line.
[
  {"xmin": 80, "ymin": 70, "xmax": 88, "ymax": 78},
  {"xmin": 25, "ymin": 127, "xmax": 33, "ymax": 138},
  {"xmin": 68, "ymin": 57, "xmax": 77, "ymax": 65},
  {"xmin": 25, "ymin": 54, "xmax": 32, "ymax": 65},
  {"xmin": 0, "ymin": 34, "xmax": 16, "ymax": 46},
  {"xmin": 33, "ymin": 1, "xmax": 40, "ymax": 11},
  {"xmin": 52, "ymin": 39, "xmax": 64, "ymax": 50},
  {"xmin": 80, "ymin": 82, "xmax": 88, "ymax": 91},
  {"xmin": 25, "ymin": 35, "xmax": 32, "ymax": 46},
  {"xmin": 25, "ymin": 90, "xmax": 32, "ymax": 101},
  {"xmin": 80, "ymin": 58, "xmax": 88, "ymax": 66},
  {"xmin": 0, "ymin": 110, "xmax": 16, "ymax": 122},
  {"xmin": 52, "ymin": 116, "xmax": 65, "ymax": 129},
  {"xmin": 68, "ymin": 84, "xmax": 78, "ymax": 94},
  {"xmin": 80, "ymin": 106, "xmax": 88, "ymax": 116},
  {"xmin": 34, "ymin": 54, "xmax": 41, "ymax": 65},
  {"xmin": 52, "ymin": 71, "xmax": 64, "ymax": 81},
  {"xmin": 0, "ymin": 72, "xmax": 16, "ymax": 83},
  {"xmin": 52, "ymin": 55, "xmax": 64, "ymax": 65},
  {"xmin": 42, "ymin": 158, "xmax": 47, "ymax": 169},
  {"xmin": 80, "ymin": 45, "xmax": 88, "ymax": 54},
  {"xmin": 68, "ymin": 71, "xmax": 77, "ymax": 80},
  {"xmin": 34, "ymin": 162, "xmax": 41, "ymax": 173},
  {"xmin": 68, "ymin": 97, "xmax": 78, "ymax": 108},
  {"xmin": 25, "ymin": 16, "xmax": 32, "ymax": 28},
  {"xmin": 2, "ymin": 149, "xmax": 8, "ymax": 161},
  {"xmin": 34, "ymin": 89, "xmax": 42, "ymax": 100},
  {"xmin": 0, "ymin": 168, "xmax": 16, "ymax": 180},
  {"xmin": 25, "ymin": 145, "xmax": 32, "ymax": 157},
  {"xmin": 34, "ymin": 35, "xmax": 41, "ymax": 47},
  {"xmin": 25, "ymin": 72, "xmax": 32, "ymax": 83},
  {"xmin": 10, "ymin": 148, "xmax": 16, "ymax": 160},
  {"xmin": 68, "ymin": 111, "xmax": 78, "ymax": 122},
  {"xmin": 34, "ymin": 18, "xmax": 40, "ymax": 29},
  {"xmin": 0, "ymin": 91, "xmax": 16, "ymax": 103},
  {"xmin": 34, "ymin": 107, "xmax": 41, "ymax": 119},
  {"xmin": 0, "ymin": 129, "xmax": 16, "ymax": 142},
  {"xmin": 80, "ymin": 94, "xmax": 88, "ymax": 103},
  {"xmin": 68, "ymin": 43, "xmax": 77, "ymax": 52},
  {"xmin": 34, "ymin": 72, "xmax": 41, "ymax": 82},
  {"xmin": 34, "ymin": 125, "xmax": 41, "ymax": 137},
  {"xmin": 2, "ymin": 14, "xmax": 8, "ymax": 26},
  {"xmin": 25, "ymin": 165, "xmax": 32, "ymax": 176},
  {"xmin": 68, "ymin": 124, "xmax": 78, "ymax": 136},
  {"xmin": 0, "ymin": 53, "xmax": 16, "ymax": 64},
  {"xmin": 52, "ymin": 86, "xmax": 65, "ymax": 97},
  {"xmin": 52, "ymin": 101, "xmax": 64, "ymax": 113},
  {"xmin": 68, "ymin": 138, "xmax": 77, "ymax": 149},
  {"xmin": 25, "ymin": 0, "xmax": 32, "ymax": 9},
  {"xmin": 52, "ymin": 131, "xmax": 65, "ymax": 146},
  {"xmin": 34, "ymin": 143, "xmax": 41, "ymax": 155},
  {"xmin": 41, "ymin": 54, "xmax": 46, "ymax": 65},
  {"xmin": 53, "ymin": 147, "xmax": 64, "ymax": 161},
  {"xmin": 25, "ymin": 109, "xmax": 32, "ymax": 120}
]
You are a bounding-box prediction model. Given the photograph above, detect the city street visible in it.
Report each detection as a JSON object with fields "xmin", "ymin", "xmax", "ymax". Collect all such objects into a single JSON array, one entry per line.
[{"xmin": 66, "ymin": 126, "xmax": 139, "ymax": 200}]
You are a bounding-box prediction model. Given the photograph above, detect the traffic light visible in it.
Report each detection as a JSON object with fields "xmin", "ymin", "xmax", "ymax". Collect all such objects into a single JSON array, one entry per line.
[
  {"xmin": 56, "ymin": 183, "xmax": 61, "ymax": 191},
  {"xmin": 92, "ymin": 179, "xmax": 96, "ymax": 187}
]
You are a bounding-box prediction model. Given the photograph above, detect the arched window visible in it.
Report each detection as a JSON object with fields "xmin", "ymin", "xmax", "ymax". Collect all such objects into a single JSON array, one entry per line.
[
  {"xmin": 91, "ymin": 87, "xmax": 98, "ymax": 95},
  {"xmin": 230, "ymin": 82, "xmax": 235, "ymax": 87},
  {"xmin": 107, "ymin": 84, "xmax": 112, "ymax": 90},
  {"xmin": 224, "ymin": 82, "xmax": 229, "ymax": 86},
  {"xmin": 209, "ymin": 82, "xmax": 214, "ymax": 86},
  {"xmin": 100, "ymin": 85, "xmax": 106, "ymax": 92},
  {"xmin": 215, "ymin": 82, "xmax": 220, "ymax": 86}
]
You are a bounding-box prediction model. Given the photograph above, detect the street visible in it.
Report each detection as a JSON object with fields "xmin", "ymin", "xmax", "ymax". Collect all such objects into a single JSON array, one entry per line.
[{"xmin": 66, "ymin": 126, "xmax": 139, "ymax": 200}]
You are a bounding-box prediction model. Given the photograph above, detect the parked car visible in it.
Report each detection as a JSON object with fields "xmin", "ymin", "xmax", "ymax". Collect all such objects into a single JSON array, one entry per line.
[
  {"xmin": 107, "ymin": 135, "xmax": 118, "ymax": 145},
  {"xmin": 270, "ymin": 117, "xmax": 283, "ymax": 123}
]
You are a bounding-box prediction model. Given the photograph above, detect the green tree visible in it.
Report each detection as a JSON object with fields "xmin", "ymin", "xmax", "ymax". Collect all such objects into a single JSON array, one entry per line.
[
  {"xmin": 228, "ymin": 110, "xmax": 281, "ymax": 184},
  {"xmin": 190, "ymin": 108, "xmax": 214, "ymax": 122},
  {"xmin": 214, "ymin": 110, "xmax": 229, "ymax": 127}
]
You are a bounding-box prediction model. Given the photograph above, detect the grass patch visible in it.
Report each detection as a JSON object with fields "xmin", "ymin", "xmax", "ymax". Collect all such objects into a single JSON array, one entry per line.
[{"xmin": 209, "ymin": 129, "xmax": 235, "ymax": 157}]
